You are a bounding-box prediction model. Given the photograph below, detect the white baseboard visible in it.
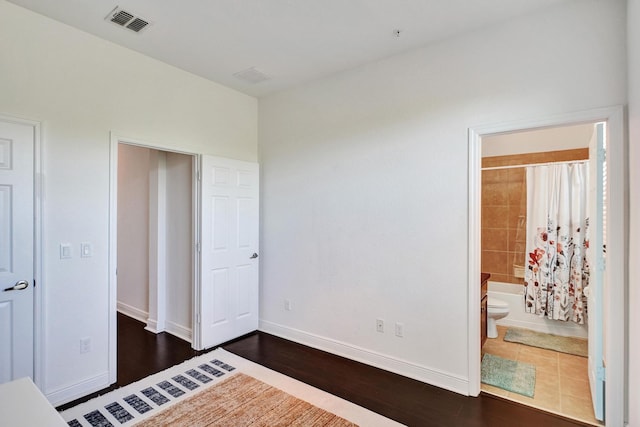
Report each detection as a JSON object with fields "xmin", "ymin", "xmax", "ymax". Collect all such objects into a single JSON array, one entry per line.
[
  {"xmin": 144, "ymin": 318, "xmax": 159, "ymax": 334},
  {"xmin": 45, "ymin": 371, "xmax": 110, "ymax": 407},
  {"xmin": 117, "ymin": 302, "xmax": 191, "ymax": 342},
  {"xmin": 259, "ymin": 320, "xmax": 469, "ymax": 396},
  {"xmin": 117, "ymin": 304, "xmax": 162, "ymax": 334},
  {"xmin": 166, "ymin": 321, "xmax": 192, "ymax": 342},
  {"xmin": 116, "ymin": 301, "xmax": 148, "ymax": 323}
]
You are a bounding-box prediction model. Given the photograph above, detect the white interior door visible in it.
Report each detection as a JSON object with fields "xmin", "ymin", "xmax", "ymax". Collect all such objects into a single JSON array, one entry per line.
[
  {"xmin": 587, "ymin": 122, "xmax": 605, "ymax": 421},
  {"xmin": 199, "ymin": 156, "xmax": 259, "ymax": 349},
  {"xmin": 0, "ymin": 120, "xmax": 34, "ymax": 384}
]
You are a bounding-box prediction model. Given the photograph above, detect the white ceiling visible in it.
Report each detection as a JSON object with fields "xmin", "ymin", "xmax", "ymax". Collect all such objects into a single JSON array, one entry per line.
[{"xmin": 8, "ymin": 0, "xmax": 568, "ymax": 97}]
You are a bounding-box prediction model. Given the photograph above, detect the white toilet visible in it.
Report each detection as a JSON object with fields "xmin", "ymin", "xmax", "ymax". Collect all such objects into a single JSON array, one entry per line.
[{"xmin": 487, "ymin": 297, "xmax": 510, "ymax": 338}]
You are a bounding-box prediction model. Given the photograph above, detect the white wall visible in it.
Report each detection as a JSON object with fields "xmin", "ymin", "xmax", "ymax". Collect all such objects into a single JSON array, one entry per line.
[
  {"xmin": 627, "ymin": 0, "xmax": 639, "ymax": 424},
  {"xmin": 117, "ymin": 144, "xmax": 151, "ymax": 319},
  {"xmin": 258, "ymin": 0, "xmax": 626, "ymax": 394},
  {"xmin": 482, "ymin": 123, "xmax": 593, "ymax": 157},
  {"xmin": 0, "ymin": 0, "xmax": 257, "ymax": 404},
  {"xmin": 165, "ymin": 152, "xmax": 193, "ymax": 339}
]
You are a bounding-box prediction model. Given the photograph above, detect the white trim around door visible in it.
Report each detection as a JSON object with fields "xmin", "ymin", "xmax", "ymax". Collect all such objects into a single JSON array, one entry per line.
[
  {"xmin": 467, "ymin": 105, "xmax": 626, "ymax": 426},
  {"xmin": 108, "ymin": 133, "xmax": 201, "ymax": 384}
]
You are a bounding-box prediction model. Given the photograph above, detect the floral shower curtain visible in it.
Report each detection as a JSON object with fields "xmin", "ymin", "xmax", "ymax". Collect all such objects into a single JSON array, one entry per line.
[{"xmin": 524, "ymin": 162, "xmax": 589, "ymax": 324}]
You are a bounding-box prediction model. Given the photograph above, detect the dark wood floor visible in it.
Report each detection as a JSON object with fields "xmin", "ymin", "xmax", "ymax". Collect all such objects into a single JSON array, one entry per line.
[
  {"xmin": 59, "ymin": 315, "xmax": 591, "ymax": 426},
  {"xmin": 115, "ymin": 312, "xmax": 201, "ymax": 385},
  {"xmin": 224, "ymin": 332, "xmax": 591, "ymax": 427},
  {"xmin": 57, "ymin": 313, "xmax": 204, "ymax": 411}
]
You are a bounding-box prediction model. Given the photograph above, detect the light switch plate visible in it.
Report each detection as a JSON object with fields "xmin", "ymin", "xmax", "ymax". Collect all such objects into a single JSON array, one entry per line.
[
  {"xmin": 80, "ymin": 242, "xmax": 92, "ymax": 258},
  {"xmin": 60, "ymin": 243, "xmax": 72, "ymax": 259}
]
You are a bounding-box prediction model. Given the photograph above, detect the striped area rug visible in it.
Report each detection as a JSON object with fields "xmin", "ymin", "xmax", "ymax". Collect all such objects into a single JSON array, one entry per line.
[{"xmin": 60, "ymin": 348, "xmax": 404, "ymax": 427}]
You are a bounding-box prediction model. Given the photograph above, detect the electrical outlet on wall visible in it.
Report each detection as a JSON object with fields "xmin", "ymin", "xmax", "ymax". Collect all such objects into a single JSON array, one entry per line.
[
  {"xmin": 395, "ymin": 322, "xmax": 404, "ymax": 337},
  {"xmin": 376, "ymin": 318, "xmax": 384, "ymax": 333},
  {"xmin": 284, "ymin": 299, "xmax": 292, "ymax": 311},
  {"xmin": 80, "ymin": 337, "xmax": 91, "ymax": 354}
]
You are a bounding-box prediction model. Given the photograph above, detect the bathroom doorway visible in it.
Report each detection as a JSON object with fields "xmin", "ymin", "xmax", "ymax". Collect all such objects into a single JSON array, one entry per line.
[
  {"xmin": 480, "ymin": 122, "xmax": 596, "ymax": 424},
  {"xmin": 467, "ymin": 106, "xmax": 625, "ymax": 426}
]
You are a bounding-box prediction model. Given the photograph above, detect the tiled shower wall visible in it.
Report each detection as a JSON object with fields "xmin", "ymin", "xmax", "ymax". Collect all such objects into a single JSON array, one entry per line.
[{"xmin": 481, "ymin": 149, "xmax": 589, "ymax": 285}]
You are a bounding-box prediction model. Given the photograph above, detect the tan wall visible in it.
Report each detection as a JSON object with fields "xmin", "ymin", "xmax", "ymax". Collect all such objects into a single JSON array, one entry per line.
[{"xmin": 481, "ymin": 148, "xmax": 589, "ymax": 284}]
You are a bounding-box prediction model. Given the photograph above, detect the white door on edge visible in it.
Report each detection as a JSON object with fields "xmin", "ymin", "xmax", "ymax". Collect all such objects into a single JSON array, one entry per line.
[
  {"xmin": 199, "ymin": 156, "xmax": 259, "ymax": 349},
  {"xmin": 0, "ymin": 120, "xmax": 34, "ymax": 384},
  {"xmin": 587, "ymin": 122, "xmax": 605, "ymax": 421}
]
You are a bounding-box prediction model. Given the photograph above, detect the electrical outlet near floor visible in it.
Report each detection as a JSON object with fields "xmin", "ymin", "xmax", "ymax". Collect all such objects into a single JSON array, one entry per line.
[
  {"xmin": 395, "ymin": 322, "xmax": 404, "ymax": 337},
  {"xmin": 284, "ymin": 299, "xmax": 292, "ymax": 311},
  {"xmin": 376, "ymin": 318, "xmax": 384, "ymax": 333},
  {"xmin": 80, "ymin": 337, "xmax": 91, "ymax": 354}
]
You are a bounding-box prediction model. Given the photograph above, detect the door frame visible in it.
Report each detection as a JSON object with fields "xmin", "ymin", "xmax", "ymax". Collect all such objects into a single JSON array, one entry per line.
[
  {"xmin": 0, "ymin": 114, "xmax": 43, "ymax": 388},
  {"xmin": 108, "ymin": 133, "xmax": 201, "ymax": 384},
  {"xmin": 467, "ymin": 106, "xmax": 626, "ymax": 425}
]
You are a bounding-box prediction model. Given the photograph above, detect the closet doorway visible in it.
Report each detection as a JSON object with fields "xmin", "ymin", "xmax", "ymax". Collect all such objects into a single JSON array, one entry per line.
[
  {"xmin": 115, "ymin": 142, "xmax": 196, "ymax": 345},
  {"xmin": 108, "ymin": 137, "xmax": 261, "ymax": 386}
]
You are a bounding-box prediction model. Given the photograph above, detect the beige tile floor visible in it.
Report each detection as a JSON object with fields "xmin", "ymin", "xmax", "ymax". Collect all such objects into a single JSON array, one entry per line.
[{"xmin": 481, "ymin": 326, "xmax": 602, "ymax": 426}]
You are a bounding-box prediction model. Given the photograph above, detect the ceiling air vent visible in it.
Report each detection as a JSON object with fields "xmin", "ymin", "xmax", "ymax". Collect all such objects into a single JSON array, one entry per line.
[
  {"xmin": 106, "ymin": 6, "xmax": 150, "ymax": 33},
  {"xmin": 233, "ymin": 67, "xmax": 271, "ymax": 84}
]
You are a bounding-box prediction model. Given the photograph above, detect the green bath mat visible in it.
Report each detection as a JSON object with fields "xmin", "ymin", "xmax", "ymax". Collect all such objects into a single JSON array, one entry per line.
[
  {"xmin": 481, "ymin": 353, "xmax": 536, "ymax": 397},
  {"xmin": 504, "ymin": 327, "xmax": 588, "ymax": 357}
]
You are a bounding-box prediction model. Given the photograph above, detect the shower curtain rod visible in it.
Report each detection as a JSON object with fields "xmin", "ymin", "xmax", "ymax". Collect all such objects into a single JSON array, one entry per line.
[{"xmin": 481, "ymin": 159, "xmax": 588, "ymax": 171}]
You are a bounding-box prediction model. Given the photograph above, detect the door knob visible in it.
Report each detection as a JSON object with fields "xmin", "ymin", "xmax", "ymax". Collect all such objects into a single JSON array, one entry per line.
[
  {"xmin": 250, "ymin": 253, "xmax": 258, "ymax": 259},
  {"xmin": 4, "ymin": 280, "xmax": 29, "ymax": 292}
]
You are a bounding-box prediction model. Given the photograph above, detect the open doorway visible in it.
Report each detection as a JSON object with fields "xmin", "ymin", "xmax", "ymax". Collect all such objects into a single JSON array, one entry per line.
[
  {"xmin": 479, "ymin": 122, "xmax": 598, "ymax": 424},
  {"xmin": 116, "ymin": 143, "xmax": 194, "ymax": 341},
  {"xmin": 108, "ymin": 138, "xmax": 261, "ymax": 387},
  {"xmin": 109, "ymin": 137, "xmax": 200, "ymax": 388},
  {"xmin": 467, "ymin": 106, "xmax": 625, "ymax": 427}
]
